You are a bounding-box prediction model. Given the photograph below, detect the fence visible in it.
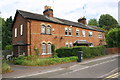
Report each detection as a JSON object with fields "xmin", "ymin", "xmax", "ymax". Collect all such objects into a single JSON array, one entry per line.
[{"xmin": 105, "ymin": 47, "xmax": 120, "ymax": 54}]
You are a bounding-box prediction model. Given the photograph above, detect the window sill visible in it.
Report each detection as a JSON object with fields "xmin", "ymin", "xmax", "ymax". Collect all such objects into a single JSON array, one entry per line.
[
  {"xmin": 65, "ymin": 35, "xmax": 69, "ymax": 36},
  {"xmin": 47, "ymin": 53, "xmax": 52, "ymax": 54},
  {"xmin": 41, "ymin": 53, "xmax": 47, "ymax": 55},
  {"xmin": 41, "ymin": 33, "xmax": 52, "ymax": 35}
]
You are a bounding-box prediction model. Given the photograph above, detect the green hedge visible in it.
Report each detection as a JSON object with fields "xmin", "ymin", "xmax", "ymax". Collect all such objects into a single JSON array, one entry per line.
[{"xmin": 56, "ymin": 46, "xmax": 106, "ymax": 58}]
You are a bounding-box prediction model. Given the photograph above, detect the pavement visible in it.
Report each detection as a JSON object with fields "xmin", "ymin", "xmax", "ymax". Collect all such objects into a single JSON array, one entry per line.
[{"xmin": 2, "ymin": 53, "xmax": 119, "ymax": 78}]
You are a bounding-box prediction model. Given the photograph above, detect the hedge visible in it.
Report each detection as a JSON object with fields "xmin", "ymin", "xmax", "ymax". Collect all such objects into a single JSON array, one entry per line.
[{"xmin": 56, "ymin": 46, "xmax": 106, "ymax": 58}]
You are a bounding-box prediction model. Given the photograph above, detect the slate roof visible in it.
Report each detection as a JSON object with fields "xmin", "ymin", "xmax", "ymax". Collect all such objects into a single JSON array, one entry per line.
[{"xmin": 15, "ymin": 10, "xmax": 104, "ymax": 32}]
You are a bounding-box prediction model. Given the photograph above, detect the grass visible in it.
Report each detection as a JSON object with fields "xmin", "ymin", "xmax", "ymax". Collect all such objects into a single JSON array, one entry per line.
[
  {"xmin": 13, "ymin": 56, "xmax": 78, "ymax": 66},
  {"xmin": 2, "ymin": 61, "xmax": 12, "ymax": 73}
]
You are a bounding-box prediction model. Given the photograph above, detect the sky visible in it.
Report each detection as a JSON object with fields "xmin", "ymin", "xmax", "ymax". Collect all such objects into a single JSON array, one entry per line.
[{"xmin": 0, "ymin": 0, "xmax": 119, "ymax": 23}]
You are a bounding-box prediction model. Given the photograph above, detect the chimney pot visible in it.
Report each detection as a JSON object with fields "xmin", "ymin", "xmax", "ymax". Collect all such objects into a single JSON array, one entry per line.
[{"xmin": 43, "ymin": 5, "xmax": 53, "ymax": 17}]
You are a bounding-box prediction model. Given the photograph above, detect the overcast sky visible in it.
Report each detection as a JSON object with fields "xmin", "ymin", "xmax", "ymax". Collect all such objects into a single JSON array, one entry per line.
[{"xmin": 0, "ymin": 0, "xmax": 119, "ymax": 23}]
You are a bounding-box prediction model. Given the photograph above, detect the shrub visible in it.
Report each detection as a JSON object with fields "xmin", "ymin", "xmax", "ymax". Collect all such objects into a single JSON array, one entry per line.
[
  {"xmin": 56, "ymin": 46, "xmax": 106, "ymax": 58},
  {"xmin": 56, "ymin": 47, "xmax": 73, "ymax": 57},
  {"xmin": 4, "ymin": 45, "xmax": 12, "ymax": 50},
  {"xmin": 106, "ymin": 28, "xmax": 120, "ymax": 47},
  {"xmin": 13, "ymin": 56, "xmax": 77, "ymax": 66},
  {"xmin": 2, "ymin": 62, "xmax": 12, "ymax": 73}
]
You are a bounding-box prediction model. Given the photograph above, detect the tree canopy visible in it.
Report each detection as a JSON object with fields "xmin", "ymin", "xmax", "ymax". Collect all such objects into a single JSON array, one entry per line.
[
  {"xmin": 2, "ymin": 16, "xmax": 13, "ymax": 50},
  {"xmin": 88, "ymin": 18, "xmax": 98, "ymax": 26},
  {"xmin": 99, "ymin": 14, "xmax": 118, "ymax": 30},
  {"xmin": 106, "ymin": 28, "xmax": 120, "ymax": 47}
]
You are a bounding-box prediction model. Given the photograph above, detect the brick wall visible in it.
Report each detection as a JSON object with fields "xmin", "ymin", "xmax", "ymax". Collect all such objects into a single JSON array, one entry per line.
[
  {"xmin": 12, "ymin": 14, "xmax": 106, "ymax": 58},
  {"xmin": 29, "ymin": 20, "xmax": 105, "ymax": 57}
]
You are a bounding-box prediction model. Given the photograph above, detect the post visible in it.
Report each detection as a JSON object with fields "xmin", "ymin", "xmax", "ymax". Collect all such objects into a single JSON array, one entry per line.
[{"xmin": 77, "ymin": 51, "xmax": 83, "ymax": 62}]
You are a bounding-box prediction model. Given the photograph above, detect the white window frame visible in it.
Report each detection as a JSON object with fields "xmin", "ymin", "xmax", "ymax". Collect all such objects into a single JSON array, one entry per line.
[
  {"xmin": 88, "ymin": 31, "xmax": 93, "ymax": 37},
  {"xmin": 65, "ymin": 43, "xmax": 69, "ymax": 47},
  {"xmin": 69, "ymin": 28, "xmax": 72, "ymax": 36},
  {"xmin": 20, "ymin": 24, "xmax": 23, "ymax": 36},
  {"xmin": 46, "ymin": 25, "xmax": 51, "ymax": 34},
  {"xmin": 41, "ymin": 25, "xmax": 46, "ymax": 34},
  {"xmin": 69, "ymin": 43, "xmax": 73, "ymax": 48},
  {"xmin": 42, "ymin": 43, "xmax": 46, "ymax": 55},
  {"xmin": 82, "ymin": 30, "xmax": 86, "ymax": 37},
  {"xmin": 98, "ymin": 33, "xmax": 102, "ymax": 38},
  {"xmin": 15, "ymin": 28, "xmax": 17, "ymax": 38},
  {"xmin": 76, "ymin": 29, "xmax": 80, "ymax": 37},
  {"xmin": 47, "ymin": 43, "xmax": 52, "ymax": 54},
  {"xmin": 65, "ymin": 28, "xmax": 68, "ymax": 36}
]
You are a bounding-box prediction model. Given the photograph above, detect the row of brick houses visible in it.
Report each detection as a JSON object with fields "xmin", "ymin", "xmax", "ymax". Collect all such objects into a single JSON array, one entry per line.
[{"xmin": 12, "ymin": 6, "xmax": 106, "ymax": 58}]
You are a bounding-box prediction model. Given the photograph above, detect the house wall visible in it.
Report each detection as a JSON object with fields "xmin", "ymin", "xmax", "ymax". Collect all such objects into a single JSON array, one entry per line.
[
  {"xmin": 12, "ymin": 14, "xmax": 28, "ymax": 56},
  {"xmin": 12, "ymin": 13, "xmax": 105, "ymax": 58},
  {"xmin": 28, "ymin": 20, "xmax": 105, "ymax": 58}
]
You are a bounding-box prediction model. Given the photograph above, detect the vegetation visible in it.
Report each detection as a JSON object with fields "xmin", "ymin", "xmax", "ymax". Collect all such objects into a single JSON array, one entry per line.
[
  {"xmin": 13, "ymin": 55, "xmax": 77, "ymax": 66},
  {"xmin": 1, "ymin": 16, "xmax": 13, "ymax": 50},
  {"xmin": 4, "ymin": 45, "xmax": 12, "ymax": 50},
  {"xmin": 99, "ymin": 14, "xmax": 118, "ymax": 30},
  {"xmin": 106, "ymin": 28, "xmax": 120, "ymax": 47},
  {"xmin": 51, "ymin": 44, "xmax": 58, "ymax": 58},
  {"xmin": 56, "ymin": 46, "xmax": 106, "ymax": 58},
  {"xmin": 2, "ymin": 61, "xmax": 12, "ymax": 73},
  {"xmin": 88, "ymin": 18, "xmax": 98, "ymax": 26}
]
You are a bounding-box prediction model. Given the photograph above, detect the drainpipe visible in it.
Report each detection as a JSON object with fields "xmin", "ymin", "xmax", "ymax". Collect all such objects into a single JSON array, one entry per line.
[{"xmin": 27, "ymin": 20, "xmax": 32, "ymax": 55}]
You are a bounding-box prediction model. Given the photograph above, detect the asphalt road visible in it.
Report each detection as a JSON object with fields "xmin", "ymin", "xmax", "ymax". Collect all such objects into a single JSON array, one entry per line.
[{"xmin": 24, "ymin": 56, "xmax": 119, "ymax": 78}]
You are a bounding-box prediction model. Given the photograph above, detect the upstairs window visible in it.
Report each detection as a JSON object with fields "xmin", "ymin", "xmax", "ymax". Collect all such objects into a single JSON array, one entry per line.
[
  {"xmin": 69, "ymin": 28, "xmax": 72, "ymax": 36},
  {"xmin": 82, "ymin": 30, "xmax": 86, "ymax": 37},
  {"xmin": 76, "ymin": 30, "xmax": 80, "ymax": 36},
  {"xmin": 65, "ymin": 28, "xmax": 68, "ymax": 36},
  {"xmin": 88, "ymin": 31, "xmax": 93, "ymax": 37},
  {"xmin": 20, "ymin": 24, "xmax": 23, "ymax": 36},
  {"xmin": 98, "ymin": 33, "xmax": 102, "ymax": 38},
  {"xmin": 42, "ymin": 43, "xmax": 46, "ymax": 54},
  {"xmin": 46, "ymin": 25, "xmax": 51, "ymax": 34},
  {"xmin": 41, "ymin": 25, "xmax": 46, "ymax": 34},
  {"xmin": 48, "ymin": 43, "xmax": 52, "ymax": 54},
  {"xmin": 15, "ymin": 28, "xmax": 17, "ymax": 37}
]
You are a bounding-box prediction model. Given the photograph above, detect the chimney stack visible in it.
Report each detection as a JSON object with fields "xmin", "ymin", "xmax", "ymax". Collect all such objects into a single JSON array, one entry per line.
[
  {"xmin": 78, "ymin": 17, "xmax": 87, "ymax": 25},
  {"xmin": 43, "ymin": 5, "xmax": 53, "ymax": 17}
]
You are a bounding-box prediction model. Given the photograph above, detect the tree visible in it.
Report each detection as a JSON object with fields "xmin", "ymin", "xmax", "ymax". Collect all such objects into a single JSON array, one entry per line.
[
  {"xmin": 88, "ymin": 18, "xmax": 98, "ymax": 26},
  {"xmin": 99, "ymin": 14, "xmax": 118, "ymax": 30},
  {"xmin": 2, "ymin": 16, "xmax": 13, "ymax": 50},
  {"xmin": 106, "ymin": 28, "xmax": 120, "ymax": 47}
]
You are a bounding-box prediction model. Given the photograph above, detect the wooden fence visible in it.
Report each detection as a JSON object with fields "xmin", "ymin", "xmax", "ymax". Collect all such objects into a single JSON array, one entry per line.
[{"xmin": 105, "ymin": 47, "xmax": 120, "ymax": 54}]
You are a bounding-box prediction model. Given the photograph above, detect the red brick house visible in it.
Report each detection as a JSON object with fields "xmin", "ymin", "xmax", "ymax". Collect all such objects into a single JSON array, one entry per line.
[{"xmin": 12, "ymin": 6, "xmax": 106, "ymax": 58}]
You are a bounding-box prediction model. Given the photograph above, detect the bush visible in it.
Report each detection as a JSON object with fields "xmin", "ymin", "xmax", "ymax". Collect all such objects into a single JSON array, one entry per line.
[
  {"xmin": 56, "ymin": 46, "xmax": 106, "ymax": 58},
  {"xmin": 106, "ymin": 28, "xmax": 120, "ymax": 47},
  {"xmin": 56, "ymin": 47, "xmax": 73, "ymax": 57},
  {"xmin": 13, "ymin": 56, "xmax": 77, "ymax": 66},
  {"xmin": 4, "ymin": 45, "xmax": 12, "ymax": 50},
  {"xmin": 2, "ymin": 62, "xmax": 12, "ymax": 73}
]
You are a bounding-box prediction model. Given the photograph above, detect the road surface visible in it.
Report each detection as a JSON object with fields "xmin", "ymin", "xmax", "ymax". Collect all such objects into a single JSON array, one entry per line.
[{"xmin": 22, "ymin": 55, "xmax": 119, "ymax": 79}]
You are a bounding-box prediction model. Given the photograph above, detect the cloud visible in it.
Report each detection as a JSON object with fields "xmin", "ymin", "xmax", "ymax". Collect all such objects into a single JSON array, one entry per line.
[{"xmin": 0, "ymin": 0, "xmax": 119, "ymax": 23}]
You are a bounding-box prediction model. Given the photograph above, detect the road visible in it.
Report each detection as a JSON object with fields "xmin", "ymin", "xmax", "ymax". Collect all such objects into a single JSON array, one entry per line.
[{"xmin": 22, "ymin": 55, "xmax": 119, "ymax": 79}]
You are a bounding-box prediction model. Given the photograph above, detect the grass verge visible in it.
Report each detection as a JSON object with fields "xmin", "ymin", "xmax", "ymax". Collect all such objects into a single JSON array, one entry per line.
[
  {"xmin": 13, "ymin": 56, "xmax": 78, "ymax": 66},
  {"xmin": 2, "ymin": 61, "xmax": 12, "ymax": 73}
]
